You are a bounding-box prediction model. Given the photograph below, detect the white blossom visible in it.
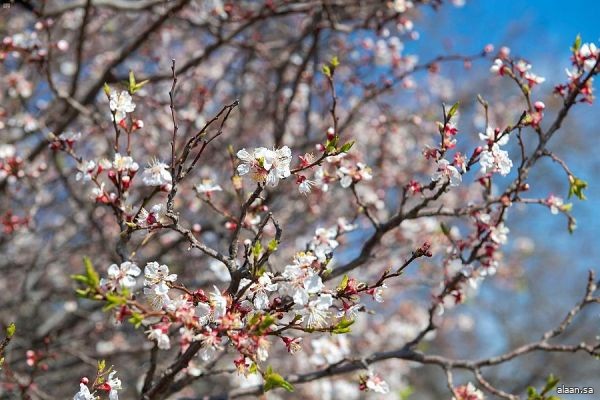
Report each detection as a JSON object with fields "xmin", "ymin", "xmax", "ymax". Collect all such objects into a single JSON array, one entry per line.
[
  {"xmin": 479, "ymin": 144, "xmax": 512, "ymax": 176},
  {"xmin": 142, "ymin": 159, "xmax": 172, "ymax": 187},
  {"xmin": 236, "ymin": 146, "xmax": 292, "ymax": 187},
  {"xmin": 147, "ymin": 327, "xmax": 171, "ymax": 350},
  {"xmin": 109, "ymin": 90, "xmax": 135, "ymax": 122},
  {"xmin": 106, "ymin": 371, "xmax": 122, "ymax": 400},
  {"xmin": 432, "ymin": 159, "xmax": 462, "ymax": 187},
  {"xmin": 195, "ymin": 178, "xmax": 223, "ymax": 194},
  {"xmin": 365, "ymin": 371, "xmax": 390, "ymax": 394},
  {"xmin": 101, "ymin": 261, "xmax": 140, "ymax": 290},
  {"xmin": 73, "ymin": 384, "xmax": 94, "ymax": 400}
]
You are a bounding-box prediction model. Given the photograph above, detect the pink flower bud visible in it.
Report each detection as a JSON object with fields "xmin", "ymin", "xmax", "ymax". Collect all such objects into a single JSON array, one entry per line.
[
  {"xmin": 534, "ymin": 101, "xmax": 545, "ymax": 111},
  {"xmin": 483, "ymin": 44, "xmax": 494, "ymax": 54},
  {"xmin": 80, "ymin": 377, "xmax": 89, "ymax": 385}
]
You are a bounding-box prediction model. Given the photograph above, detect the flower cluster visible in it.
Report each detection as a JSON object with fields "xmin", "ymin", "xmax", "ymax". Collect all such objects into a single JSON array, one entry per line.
[
  {"xmin": 453, "ymin": 382, "xmax": 485, "ymax": 400},
  {"xmin": 237, "ymin": 146, "xmax": 292, "ymax": 187},
  {"xmin": 100, "ymin": 261, "xmax": 141, "ymax": 292},
  {"xmin": 109, "ymin": 91, "xmax": 136, "ymax": 123},
  {"xmin": 478, "ymin": 127, "xmax": 513, "ymax": 176},
  {"xmin": 141, "ymin": 159, "xmax": 172, "ymax": 190}
]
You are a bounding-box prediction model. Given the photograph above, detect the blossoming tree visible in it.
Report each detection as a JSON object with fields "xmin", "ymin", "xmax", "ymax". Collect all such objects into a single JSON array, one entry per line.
[{"xmin": 0, "ymin": 1, "xmax": 599, "ymax": 399}]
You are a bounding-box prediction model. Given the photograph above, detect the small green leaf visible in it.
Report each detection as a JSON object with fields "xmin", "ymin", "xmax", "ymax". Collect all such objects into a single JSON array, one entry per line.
[
  {"xmin": 571, "ymin": 34, "xmax": 582, "ymax": 53},
  {"xmin": 258, "ymin": 314, "xmax": 275, "ymax": 333},
  {"xmin": 330, "ymin": 56, "xmax": 340, "ymax": 68},
  {"xmin": 128, "ymin": 71, "xmax": 149, "ymax": 94},
  {"xmin": 248, "ymin": 362, "xmax": 258, "ymax": 374},
  {"xmin": 75, "ymin": 288, "xmax": 91, "ymax": 298},
  {"xmin": 71, "ymin": 274, "xmax": 90, "ymax": 284},
  {"xmin": 103, "ymin": 82, "xmax": 111, "ymax": 96},
  {"xmin": 340, "ymin": 140, "xmax": 355, "ymax": 153},
  {"xmin": 568, "ymin": 175, "xmax": 587, "ymax": 200},
  {"xmin": 252, "ymin": 241, "xmax": 263, "ymax": 259},
  {"xmin": 263, "ymin": 366, "xmax": 294, "ymax": 393},
  {"xmin": 322, "ymin": 65, "xmax": 331, "ymax": 77},
  {"xmin": 6, "ymin": 323, "xmax": 15, "ymax": 338},
  {"xmin": 83, "ymin": 256, "xmax": 100, "ymax": 288},
  {"xmin": 399, "ymin": 385, "xmax": 414, "ymax": 400},
  {"xmin": 98, "ymin": 359, "xmax": 106, "ymax": 373},
  {"xmin": 560, "ymin": 203, "xmax": 573, "ymax": 213},
  {"xmin": 128, "ymin": 312, "xmax": 143, "ymax": 329},
  {"xmin": 332, "ymin": 317, "xmax": 354, "ymax": 334},
  {"xmin": 541, "ymin": 374, "xmax": 559, "ymax": 395},
  {"xmin": 267, "ymin": 239, "xmax": 278, "ymax": 252},
  {"xmin": 447, "ymin": 101, "xmax": 460, "ymax": 119},
  {"xmin": 129, "ymin": 70, "xmax": 136, "ymax": 89},
  {"xmin": 337, "ymin": 275, "xmax": 349, "ymax": 292}
]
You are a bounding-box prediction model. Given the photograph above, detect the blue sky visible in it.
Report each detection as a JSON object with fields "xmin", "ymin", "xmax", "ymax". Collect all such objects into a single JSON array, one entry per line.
[{"xmin": 411, "ymin": 2, "xmax": 600, "ymax": 395}]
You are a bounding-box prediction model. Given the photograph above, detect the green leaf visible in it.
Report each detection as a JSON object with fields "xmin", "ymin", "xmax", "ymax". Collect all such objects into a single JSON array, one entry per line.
[
  {"xmin": 98, "ymin": 359, "xmax": 106, "ymax": 373},
  {"xmin": 71, "ymin": 274, "xmax": 90, "ymax": 284},
  {"xmin": 560, "ymin": 203, "xmax": 573, "ymax": 213},
  {"xmin": 337, "ymin": 275, "xmax": 349, "ymax": 292},
  {"xmin": 83, "ymin": 256, "xmax": 100, "ymax": 288},
  {"xmin": 263, "ymin": 366, "xmax": 294, "ymax": 393},
  {"xmin": 248, "ymin": 362, "xmax": 258, "ymax": 374},
  {"xmin": 399, "ymin": 385, "xmax": 414, "ymax": 400},
  {"xmin": 103, "ymin": 82, "xmax": 111, "ymax": 96},
  {"xmin": 330, "ymin": 56, "xmax": 340, "ymax": 68},
  {"xmin": 571, "ymin": 34, "xmax": 582, "ymax": 53},
  {"xmin": 527, "ymin": 386, "xmax": 539, "ymax": 400},
  {"xmin": 129, "ymin": 70, "xmax": 136, "ymax": 90},
  {"xmin": 128, "ymin": 312, "xmax": 143, "ymax": 329},
  {"xmin": 447, "ymin": 101, "xmax": 460, "ymax": 119},
  {"xmin": 541, "ymin": 374, "xmax": 559, "ymax": 395},
  {"xmin": 332, "ymin": 317, "xmax": 354, "ymax": 334},
  {"xmin": 267, "ymin": 239, "xmax": 279, "ymax": 252},
  {"xmin": 340, "ymin": 140, "xmax": 355, "ymax": 153},
  {"xmin": 252, "ymin": 241, "xmax": 263, "ymax": 259},
  {"xmin": 6, "ymin": 323, "xmax": 15, "ymax": 338},
  {"xmin": 568, "ymin": 176, "xmax": 587, "ymax": 200},
  {"xmin": 128, "ymin": 70, "xmax": 149, "ymax": 94},
  {"xmin": 258, "ymin": 314, "xmax": 275, "ymax": 333},
  {"xmin": 322, "ymin": 65, "xmax": 331, "ymax": 77},
  {"xmin": 103, "ymin": 292, "xmax": 126, "ymax": 311},
  {"xmin": 75, "ymin": 288, "xmax": 91, "ymax": 298}
]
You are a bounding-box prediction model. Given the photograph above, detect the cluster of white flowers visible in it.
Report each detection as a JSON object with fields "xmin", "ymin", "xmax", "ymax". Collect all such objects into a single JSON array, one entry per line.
[
  {"xmin": 112, "ymin": 153, "xmax": 139, "ymax": 173},
  {"xmin": 109, "ymin": 90, "xmax": 136, "ymax": 122},
  {"xmin": 236, "ymin": 146, "xmax": 292, "ymax": 187},
  {"xmin": 73, "ymin": 371, "xmax": 122, "ymax": 400},
  {"xmin": 361, "ymin": 370, "xmax": 390, "ymax": 394},
  {"xmin": 141, "ymin": 159, "xmax": 172, "ymax": 189},
  {"xmin": 432, "ymin": 158, "xmax": 462, "ymax": 187},
  {"xmin": 281, "ymin": 252, "xmax": 324, "ymax": 306},
  {"xmin": 309, "ymin": 227, "xmax": 339, "ymax": 262},
  {"xmin": 239, "ymin": 272, "xmax": 278, "ymax": 310},
  {"xmin": 337, "ymin": 162, "xmax": 373, "ymax": 188},
  {"xmin": 143, "ymin": 262, "xmax": 178, "ymax": 309},
  {"xmin": 489, "ymin": 222, "xmax": 509, "ymax": 245},
  {"xmin": 578, "ymin": 43, "xmax": 599, "ymax": 71},
  {"xmin": 478, "ymin": 127, "xmax": 512, "ymax": 176}
]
